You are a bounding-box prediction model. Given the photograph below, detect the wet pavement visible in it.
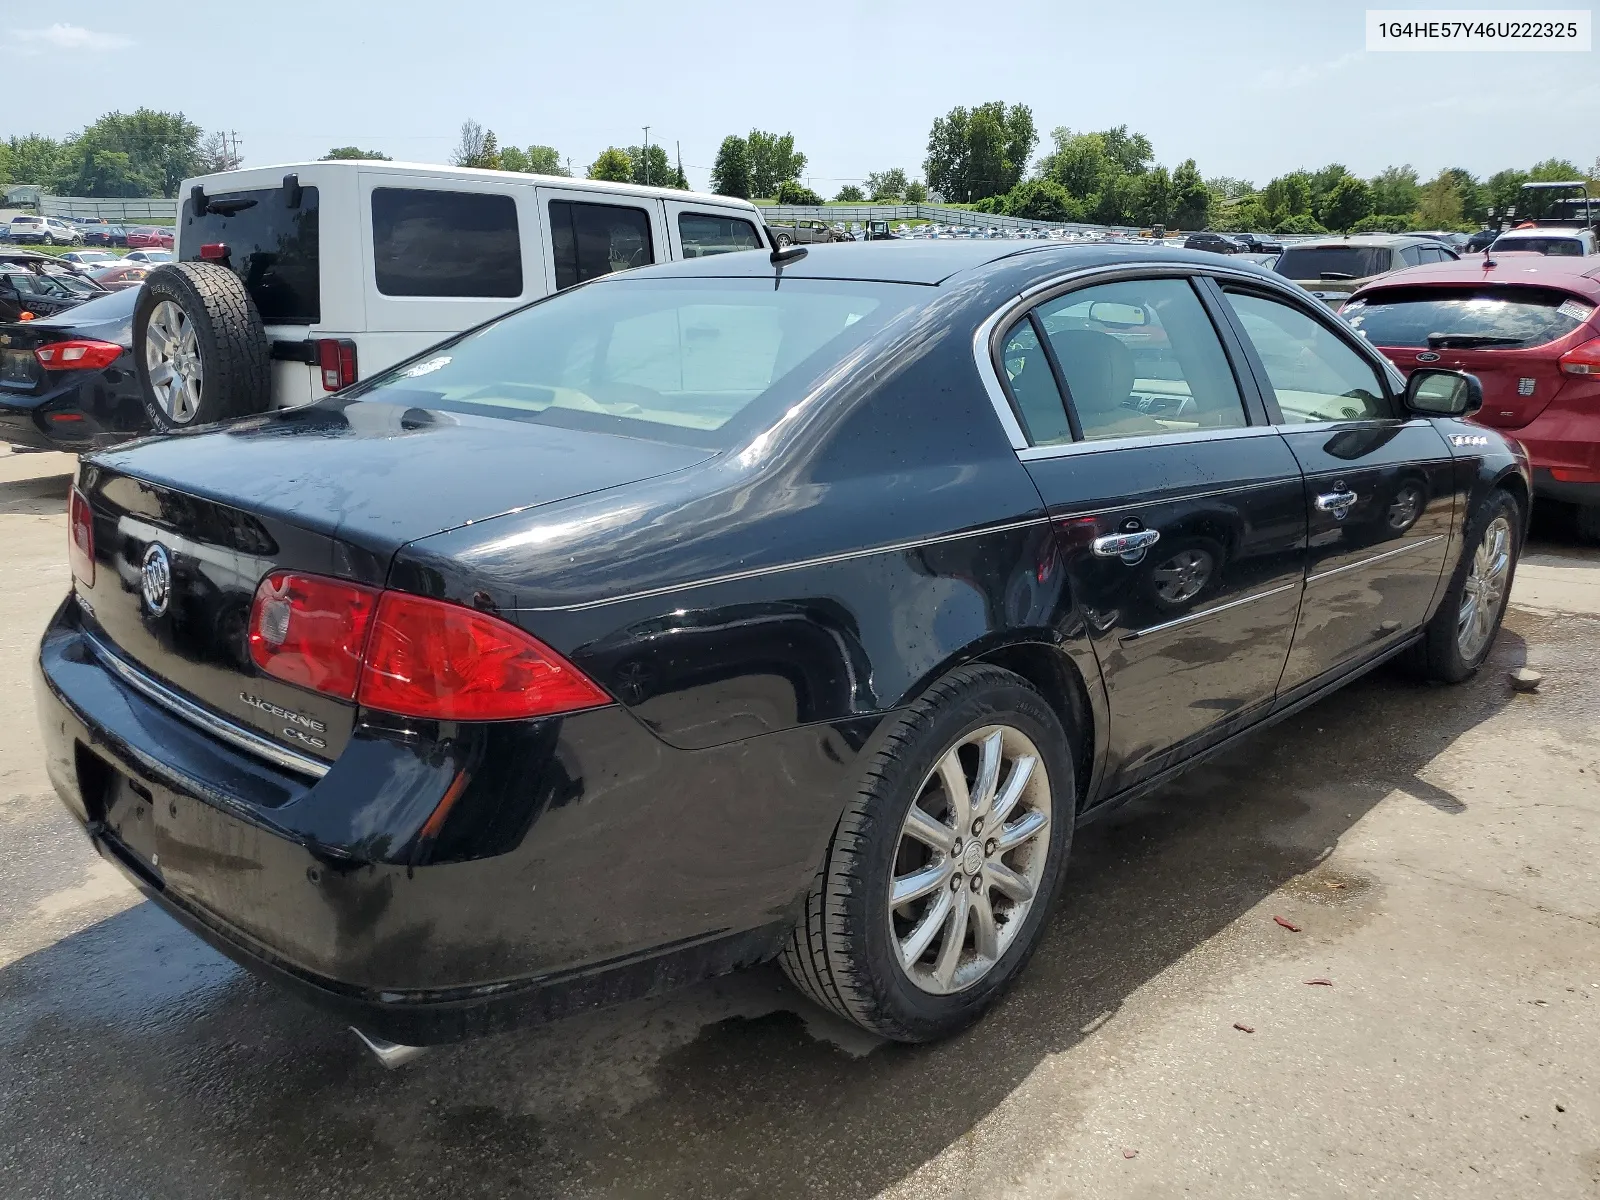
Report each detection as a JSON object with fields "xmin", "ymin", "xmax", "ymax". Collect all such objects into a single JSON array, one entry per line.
[{"xmin": 2, "ymin": 448, "xmax": 1598, "ymax": 1199}]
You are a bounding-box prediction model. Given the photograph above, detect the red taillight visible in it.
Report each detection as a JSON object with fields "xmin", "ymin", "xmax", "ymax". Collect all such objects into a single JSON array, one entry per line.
[
  {"xmin": 199, "ymin": 242, "xmax": 229, "ymax": 260},
  {"xmin": 316, "ymin": 338, "xmax": 357, "ymax": 391},
  {"xmin": 68, "ymin": 487, "xmax": 94, "ymax": 588},
  {"xmin": 358, "ymin": 591, "xmax": 610, "ymax": 721},
  {"xmin": 35, "ymin": 339, "xmax": 123, "ymax": 371},
  {"xmin": 245, "ymin": 573, "xmax": 609, "ymax": 720},
  {"xmin": 249, "ymin": 572, "xmax": 380, "ymax": 701},
  {"xmin": 1559, "ymin": 336, "xmax": 1600, "ymax": 376}
]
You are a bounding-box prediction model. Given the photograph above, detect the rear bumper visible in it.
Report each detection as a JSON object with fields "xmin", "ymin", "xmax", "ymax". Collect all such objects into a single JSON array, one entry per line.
[
  {"xmin": 1531, "ymin": 467, "xmax": 1600, "ymax": 508},
  {"xmin": 0, "ymin": 364, "xmax": 145, "ymax": 451},
  {"xmin": 35, "ymin": 598, "xmax": 856, "ymax": 1043}
]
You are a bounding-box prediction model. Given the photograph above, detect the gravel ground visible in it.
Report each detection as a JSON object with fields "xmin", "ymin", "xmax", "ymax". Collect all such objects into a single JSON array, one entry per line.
[{"xmin": 1, "ymin": 446, "xmax": 1596, "ymax": 1199}]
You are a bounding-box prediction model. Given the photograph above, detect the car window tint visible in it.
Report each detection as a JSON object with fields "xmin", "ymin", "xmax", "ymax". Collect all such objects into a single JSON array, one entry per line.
[
  {"xmin": 678, "ymin": 212, "xmax": 760, "ymax": 258},
  {"xmin": 180, "ymin": 186, "xmax": 321, "ymax": 324},
  {"xmin": 1276, "ymin": 246, "xmax": 1391, "ymax": 280},
  {"xmin": 999, "ymin": 319, "xmax": 1071, "ymax": 445},
  {"xmin": 1342, "ymin": 285, "xmax": 1593, "ymax": 350},
  {"xmin": 549, "ymin": 201, "xmax": 654, "ymax": 290},
  {"xmin": 1035, "ymin": 278, "xmax": 1248, "ymax": 441},
  {"xmin": 371, "ymin": 188, "xmax": 521, "ymax": 298},
  {"xmin": 1226, "ymin": 291, "xmax": 1390, "ymax": 423},
  {"xmin": 1398, "ymin": 246, "xmax": 1422, "ymax": 267}
]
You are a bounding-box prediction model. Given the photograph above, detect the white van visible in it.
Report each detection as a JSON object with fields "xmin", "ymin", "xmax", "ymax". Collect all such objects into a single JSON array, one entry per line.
[{"xmin": 134, "ymin": 161, "xmax": 771, "ymax": 427}]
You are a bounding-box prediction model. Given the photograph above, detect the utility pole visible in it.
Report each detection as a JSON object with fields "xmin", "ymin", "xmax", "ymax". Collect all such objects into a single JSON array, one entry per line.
[{"xmin": 642, "ymin": 126, "xmax": 651, "ymax": 186}]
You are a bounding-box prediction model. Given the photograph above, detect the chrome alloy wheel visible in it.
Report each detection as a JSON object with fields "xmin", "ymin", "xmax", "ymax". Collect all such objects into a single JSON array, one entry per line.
[
  {"xmin": 889, "ymin": 724, "xmax": 1052, "ymax": 995},
  {"xmin": 1458, "ymin": 514, "xmax": 1512, "ymax": 661},
  {"xmin": 145, "ymin": 300, "xmax": 203, "ymax": 423}
]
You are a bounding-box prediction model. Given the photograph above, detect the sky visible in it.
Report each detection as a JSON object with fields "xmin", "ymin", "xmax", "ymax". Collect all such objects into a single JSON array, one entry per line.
[{"xmin": 7, "ymin": 0, "xmax": 1598, "ymax": 194}]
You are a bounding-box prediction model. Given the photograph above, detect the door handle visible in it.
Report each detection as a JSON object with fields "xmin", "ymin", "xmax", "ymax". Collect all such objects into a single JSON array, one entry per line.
[
  {"xmin": 1315, "ymin": 490, "xmax": 1358, "ymax": 519},
  {"xmin": 1092, "ymin": 529, "xmax": 1161, "ymax": 564}
]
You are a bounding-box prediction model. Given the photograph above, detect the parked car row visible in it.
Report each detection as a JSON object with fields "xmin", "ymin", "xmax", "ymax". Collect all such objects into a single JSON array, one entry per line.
[{"xmin": 2, "ymin": 215, "xmax": 174, "ymax": 250}]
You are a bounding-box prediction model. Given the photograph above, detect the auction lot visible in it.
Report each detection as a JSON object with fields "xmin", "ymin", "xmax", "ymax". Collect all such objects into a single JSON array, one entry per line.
[{"xmin": 2, "ymin": 444, "xmax": 1598, "ymax": 1198}]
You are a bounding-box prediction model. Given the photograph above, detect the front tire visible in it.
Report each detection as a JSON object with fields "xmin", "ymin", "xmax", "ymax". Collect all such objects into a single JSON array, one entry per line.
[
  {"xmin": 776, "ymin": 233, "xmax": 793, "ymax": 248},
  {"xmin": 1411, "ymin": 489, "xmax": 1521, "ymax": 682},
  {"xmin": 780, "ymin": 664, "xmax": 1074, "ymax": 1042}
]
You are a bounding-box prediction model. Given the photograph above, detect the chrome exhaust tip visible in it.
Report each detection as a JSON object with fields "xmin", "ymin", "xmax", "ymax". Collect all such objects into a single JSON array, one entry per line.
[{"xmin": 351, "ymin": 1027, "xmax": 429, "ymax": 1069}]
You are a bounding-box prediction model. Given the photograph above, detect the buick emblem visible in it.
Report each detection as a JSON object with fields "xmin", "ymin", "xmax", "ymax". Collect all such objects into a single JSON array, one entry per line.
[
  {"xmin": 1415, "ymin": 351, "xmax": 1441, "ymax": 363},
  {"xmin": 140, "ymin": 543, "xmax": 172, "ymax": 617}
]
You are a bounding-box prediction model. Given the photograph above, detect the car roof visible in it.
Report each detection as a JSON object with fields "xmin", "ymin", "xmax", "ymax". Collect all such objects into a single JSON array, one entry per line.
[
  {"xmin": 1287, "ymin": 234, "xmax": 1445, "ymax": 249},
  {"xmin": 1350, "ymin": 253, "xmax": 1600, "ymax": 300},
  {"xmin": 624, "ymin": 240, "xmax": 1263, "ymax": 287}
]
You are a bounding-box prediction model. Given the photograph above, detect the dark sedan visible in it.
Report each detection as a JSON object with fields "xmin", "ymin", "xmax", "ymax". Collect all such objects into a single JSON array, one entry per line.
[
  {"xmin": 36, "ymin": 241, "xmax": 1529, "ymax": 1058},
  {"xmin": 0, "ymin": 285, "xmax": 147, "ymax": 451}
]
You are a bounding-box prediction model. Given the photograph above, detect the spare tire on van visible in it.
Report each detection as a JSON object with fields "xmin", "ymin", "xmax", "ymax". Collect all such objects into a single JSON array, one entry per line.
[{"xmin": 134, "ymin": 262, "xmax": 270, "ymax": 430}]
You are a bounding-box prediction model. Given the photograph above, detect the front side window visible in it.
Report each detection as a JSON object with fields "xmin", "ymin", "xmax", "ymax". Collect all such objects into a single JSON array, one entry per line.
[
  {"xmin": 1226, "ymin": 290, "xmax": 1390, "ymax": 423},
  {"xmin": 1343, "ymin": 286, "xmax": 1594, "ymax": 350},
  {"xmin": 351, "ymin": 277, "xmax": 915, "ymax": 447},
  {"xmin": 1035, "ymin": 278, "xmax": 1248, "ymax": 441},
  {"xmin": 549, "ymin": 200, "xmax": 654, "ymax": 290},
  {"xmin": 372, "ymin": 188, "xmax": 522, "ymax": 298},
  {"xmin": 678, "ymin": 212, "xmax": 760, "ymax": 258}
]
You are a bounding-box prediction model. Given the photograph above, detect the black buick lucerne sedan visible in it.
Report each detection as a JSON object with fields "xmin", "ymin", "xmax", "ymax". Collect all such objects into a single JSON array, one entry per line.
[{"xmin": 38, "ymin": 241, "xmax": 1529, "ymax": 1052}]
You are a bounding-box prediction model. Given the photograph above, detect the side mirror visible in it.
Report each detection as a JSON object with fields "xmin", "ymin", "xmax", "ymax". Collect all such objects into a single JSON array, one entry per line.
[{"xmin": 1405, "ymin": 368, "xmax": 1483, "ymax": 417}]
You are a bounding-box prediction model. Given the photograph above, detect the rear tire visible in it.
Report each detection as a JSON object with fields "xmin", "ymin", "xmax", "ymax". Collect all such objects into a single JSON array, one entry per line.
[
  {"xmin": 1410, "ymin": 489, "xmax": 1521, "ymax": 683},
  {"xmin": 134, "ymin": 262, "xmax": 269, "ymax": 430},
  {"xmin": 780, "ymin": 664, "xmax": 1074, "ymax": 1042}
]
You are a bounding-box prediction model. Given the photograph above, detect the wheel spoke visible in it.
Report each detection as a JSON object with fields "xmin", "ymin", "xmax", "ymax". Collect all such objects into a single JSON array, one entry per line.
[
  {"xmin": 969, "ymin": 890, "xmax": 999, "ymax": 961},
  {"xmin": 936, "ymin": 748, "xmax": 971, "ymax": 832},
  {"xmin": 995, "ymin": 807, "xmax": 1048, "ymax": 854},
  {"xmin": 985, "ymin": 859, "xmax": 1035, "ymax": 904},
  {"xmin": 969, "ymin": 729, "xmax": 1004, "ymax": 821},
  {"xmin": 899, "ymin": 888, "xmax": 952, "ymax": 967},
  {"xmin": 988, "ymin": 754, "xmax": 1035, "ymax": 827},
  {"xmin": 903, "ymin": 804, "xmax": 956, "ymax": 854},
  {"xmin": 891, "ymin": 861, "xmax": 950, "ymax": 908},
  {"xmin": 147, "ymin": 363, "xmax": 173, "ymax": 387},
  {"xmin": 931, "ymin": 892, "xmax": 970, "ymax": 989}
]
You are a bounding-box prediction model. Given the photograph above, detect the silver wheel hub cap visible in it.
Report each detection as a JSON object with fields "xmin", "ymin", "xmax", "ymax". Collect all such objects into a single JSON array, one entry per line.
[
  {"xmin": 145, "ymin": 300, "xmax": 203, "ymax": 424},
  {"xmin": 888, "ymin": 724, "xmax": 1052, "ymax": 996},
  {"xmin": 1458, "ymin": 514, "xmax": 1512, "ymax": 661}
]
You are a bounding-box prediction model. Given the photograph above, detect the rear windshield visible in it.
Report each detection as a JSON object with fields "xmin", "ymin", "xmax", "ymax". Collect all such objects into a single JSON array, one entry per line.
[
  {"xmin": 1343, "ymin": 286, "xmax": 1595, "ymax": 349},
  {"xmin": 1490, "ymin": 236, "xmax": 1584, "ymax": 257},
  {"xmin": 179, "ymin": 186, "xmax": 320, "ymax": 325},
  {"xmin": 347, "ymin": 277, "xmax": 922, "ymax": 448},
  {"xmin": 1276, "ymin": 246, "xmax": 1392, "ymax": 280}
]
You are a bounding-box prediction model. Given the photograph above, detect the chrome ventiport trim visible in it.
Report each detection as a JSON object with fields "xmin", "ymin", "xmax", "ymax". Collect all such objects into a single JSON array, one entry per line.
[
  {"xmin": 1306, "ymin": 535, "xmax": 1446, "ymax": 584},
  {"xmin": 1120, "ymin": 582, "xmax": 1301, "ymax": 643},
  {"xmin": 83, "ymin": 631, "xmax": 330, "ymax": 779}
]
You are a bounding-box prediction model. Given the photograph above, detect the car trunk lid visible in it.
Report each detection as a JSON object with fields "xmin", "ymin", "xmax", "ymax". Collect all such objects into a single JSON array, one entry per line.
[{"xmin": 76, "ymin": 399, "xmax": 711, "ymax": 765}]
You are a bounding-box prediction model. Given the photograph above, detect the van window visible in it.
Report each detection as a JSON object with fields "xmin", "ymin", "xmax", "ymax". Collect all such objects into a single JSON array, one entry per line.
[
  {"xmin": 678, "ymin": 212, "xmax": 761, "ymax": 257},
  {"xmin": 179, "ymin": 186, "xmax": 320, "ymax": 324},
  {"xmin": 549, "ymin": 201, "xmax": 654, "ymax": 290},
  {"xmin": 372, "ymin": 188, "xmax": 522, "ymax": 298}
]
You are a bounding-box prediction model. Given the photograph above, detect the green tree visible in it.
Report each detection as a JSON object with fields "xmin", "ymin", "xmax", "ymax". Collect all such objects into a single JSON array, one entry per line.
[
  {"xmin": 1351, "ymin": 213, "xmax": 1417, "ymax": 234},
  {"xmin": 1002, "ymin": 178, "xmax": 1080, "ymax": 222},
  {"xmin": 587, "ymin": 147, "xmax": 633, "ymax": 183},
  {"xmin": 1440, "ymin": 167, "xmax": 1486, "ymax": 225},
  {"xmin": 1038, "ymin": 129, "xmax": 1109, "ymax": 202},
  {"xmin": 1171, "ymin": 159, "xmax": 1211, "ymax": 230},
  {"xmin": 1319, "ymin": 175, "xmax": 1374, "ymax": 231},
  {"xmin": 1260, "ymin": 172, "xmax": 1312, "ymax": 224},
  {"xmin": 923, "ymin": 102, "xmax": 1036, "ymax": 203},
  {"xmin": 1308, "ymin": 163, "xmax": 1351, "ymax": 215},
  {"xmin": 322, "ymin": 146, "xmax": 390, "ymax": 160},
  {"xmin": 1415, "ymin": 171, "xmax": 1464, "ymax": 228},
  {"xmin": 710, "ymin": 136, "xmax": 751, "ymax": 199},
  {"xmin": 1098, "ymin": 125, "xmax": 1153, "ymax": 176},
  {"xmin": 1136, "ymin": 165, "xmax": 1172, "ymax": 226},
  {"xmin": 525, "ymin": 146, "xmax": 567, "ymax": 175},
  {"xmin": 625, "ymin": 144, "xmax": 682, "ymax": 188},
  {"xmin": 745, "ymin": 130, "xmax": 806, "ymax": 198},
  {"xmin": 1227, "ymin": 198, "xmax": 1271, "ymax": 232},
  {"xmin": 0, "ymin": 141, "xmax": 10, "ymax": 186},
  {"xmin": 1205, "ymin": 175, "xmax": 1254, "ymax": 201},
  {"xmin": 5, "ymin": 135, "xmax": 64, "ymax": 188},
  {"xmin": 774, "ymin": 180, "xmax": 822, "ymax": 205},
  {"xmin": 1369, "ymin": 165, "xmax": 1420, "ymax": 217},
  {"xmin": 59, "ymin": 109, "xmax": 203, "ymax": 197},
  {"xmin": 1275, "ymin": 213, "xmax": 1328, "ymax": 235},
  {"xmin": 834, "ymin": 184, "xmax": 865, "ymax": 202},
  {"xmin": 1529, "ymin": 157, "xmax": 1582, "ymax": 181},
  {"xmin": 1485, "ymin": 168, "xmax": 1529, "ymax": 223},
  {"xmin": 904, "ymin": 179, "xmax": 929, "ymax": 203},
  {"xmin": 865, "ymin": 167, "xmax": 909, "ymax": 201},
  {"xmin": 451, "ymin": 120, "xmax": 502, "ymax": 169}
]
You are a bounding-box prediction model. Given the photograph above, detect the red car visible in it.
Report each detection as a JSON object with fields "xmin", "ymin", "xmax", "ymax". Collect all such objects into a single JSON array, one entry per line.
[
  {"xmin": 1343, "ymin": 255, "xmax": 1600, "ymax": 540},
  {"xmin": 124, "ymin": 226, "xmax": 174, "ymax": 249}
]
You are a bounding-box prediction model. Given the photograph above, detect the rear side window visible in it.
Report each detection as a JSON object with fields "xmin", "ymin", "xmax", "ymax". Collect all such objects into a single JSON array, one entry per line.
[
  {"xmin": 1343, "ymin": 286, "xmax": 1595, "ymax": 350},
  {"xmin": 549, "ymin": 201, "xmax": 654, "ymax": 290},
  {"xmin": 1277, "ymin": 246, "xmax": 1392, "ymax": 281},
  {"xmin": 180, "ymin": 186, "xmax": 320, "ymax": 324},
  {"xmin": 678, "ymin": 212, "xmax": 760, "ymax": 258},
  {"xmin": 999, "ymin": 318, "xmax": 1072, "ymax": 445},
  {"xmin": 372, "ymin": 188, "xmax": 522, "ymax": 298}
]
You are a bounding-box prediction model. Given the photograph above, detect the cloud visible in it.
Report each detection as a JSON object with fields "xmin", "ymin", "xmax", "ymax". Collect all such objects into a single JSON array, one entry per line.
[
  {"xmin": 14, "ymin": 24, "xmax": 132, "ymax": 53},
  {"xmin": 1253, "ymin": 51, "xmax": 1363, "ymax": 90}
]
